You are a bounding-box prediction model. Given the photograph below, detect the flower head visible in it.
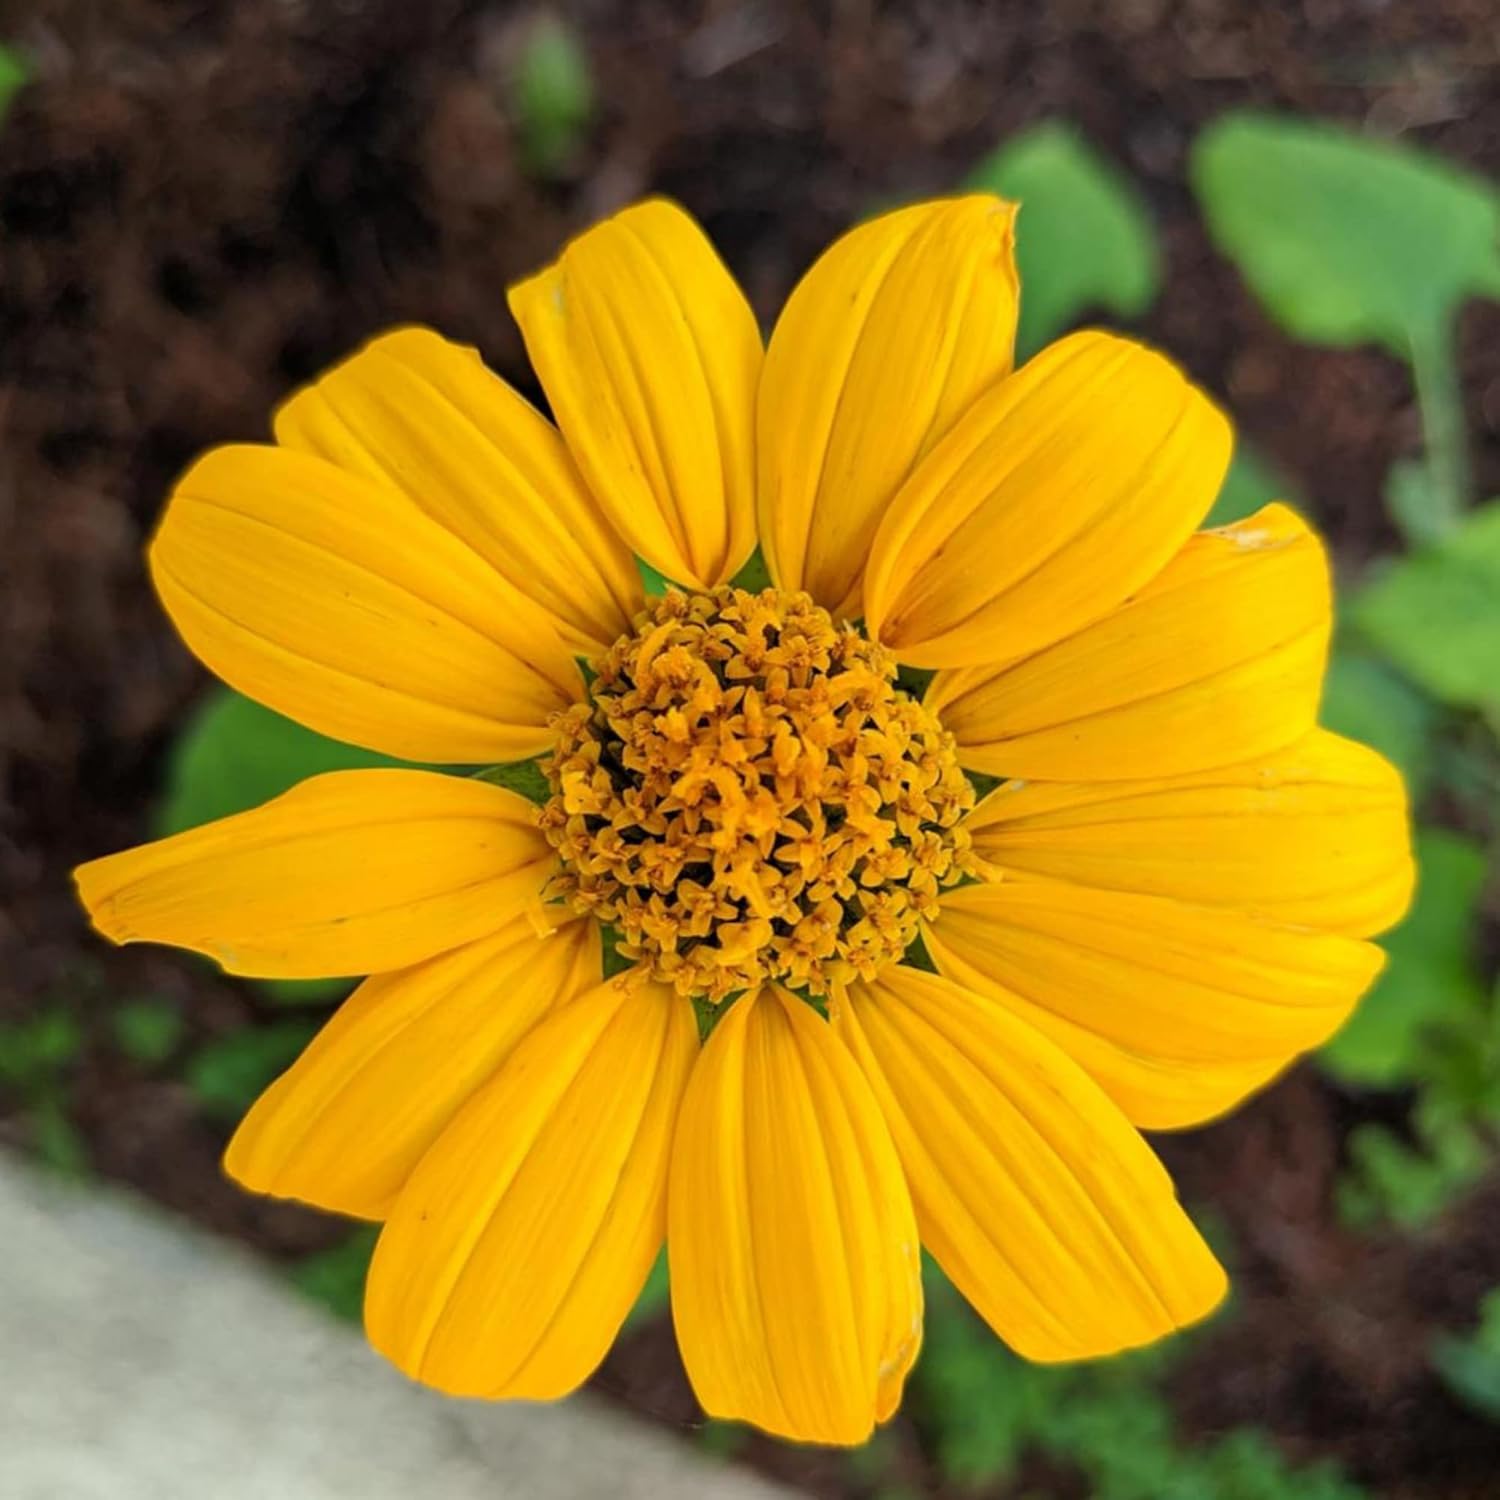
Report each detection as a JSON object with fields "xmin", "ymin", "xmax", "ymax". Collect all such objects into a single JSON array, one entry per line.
[{"xmin": 75, "ymin": 195, "xmax": 1413, "ymax": 1446}]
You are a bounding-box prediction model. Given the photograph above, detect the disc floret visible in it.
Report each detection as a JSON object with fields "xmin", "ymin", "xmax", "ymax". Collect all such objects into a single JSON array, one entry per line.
[{"xmin": 540, "ymin": 586, "xmax": 975, "ymax": 1002}]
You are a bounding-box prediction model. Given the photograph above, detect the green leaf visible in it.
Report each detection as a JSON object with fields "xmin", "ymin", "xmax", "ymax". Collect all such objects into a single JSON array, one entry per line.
[
  {"xmin": 966, "ymin": 121, "xmax": 1160, "ymax": 359},
  {"xmin": 290, "ymin": 1227, "xmax": 380, "ymax": 1324},
  {"xmin": 1192, "ymin": 112, "xmax": 1500, "ymax": 359},
  {"xmin": 1350, "ymin": 499, "xmax": 1500, "ymax": 710},
  {"xmin": 112, "ymin": 999, "xmax": 186, "ymax": 1068},
  {"xmin": 0, "ymin": 44, "xmax": 27, "ymax": 125},
  {"xmin": 623, "ymin": 1249, "xmax": 670, "ymax": 1331},
  {"xmin": 511, "ymin": 14, "xmax": 594, "ymax": 179},
  {"xmin": 0, "ymin": 1011, "xmax": 83, "ymax": 1086},
  {"xmin": 1432, "ymin": 1289, "xmax": 1500, "ymax": 1421},
  {"xmin": 1318, "ymin": 648, "xmax": 1438, "ymax": 802},
  {"xmin": 473, "ymin": 759, "xmax": 551, "ymax": 805},
  {"xmin": 1204, "ymin": 441, "xmax": 1301, "ymax": 529},
  {"xmin": 1320, "ymin": 829, "xmax": 1487, "ymax": 1086},
  {"xmin": 157, "ymin": 688, "xmax": 404, "ymax": 839},
  {"xmin": 156, "ymin": 688, "xmax": 416, "ymax": 1005},
  {"xmin": 185, "ymin": 1021, "xmax": 318, "ymax": 1123}
]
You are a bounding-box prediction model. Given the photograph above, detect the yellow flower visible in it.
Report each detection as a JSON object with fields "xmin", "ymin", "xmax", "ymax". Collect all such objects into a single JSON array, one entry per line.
[{"xmin": 74, "ymin": 197, "xmax": 1414, "ymax": 1446}]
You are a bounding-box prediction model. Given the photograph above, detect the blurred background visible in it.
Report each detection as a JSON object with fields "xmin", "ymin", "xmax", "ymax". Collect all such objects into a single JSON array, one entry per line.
[{"xmin": 2, "ymin": 2, "xmax": 1499, "ymax": 1497}]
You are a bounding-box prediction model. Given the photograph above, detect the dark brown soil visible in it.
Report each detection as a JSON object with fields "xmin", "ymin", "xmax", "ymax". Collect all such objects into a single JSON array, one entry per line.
[{"xmin": 3, "ymin": 2, "xmax": 1500, "ymax": 1496}]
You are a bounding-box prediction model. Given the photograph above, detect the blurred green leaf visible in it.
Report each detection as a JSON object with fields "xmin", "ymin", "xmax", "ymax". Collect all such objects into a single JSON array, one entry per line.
[
  {"xmin": 511, "ymin": 13, "xmax": 594, "ymax": 179},
  {"xmin": 157, "ymin": 688, "xmax": 403, "ymax": 839},
  {"xmin": 157, "ymin": 687, "xmax": 416, "ymax": 1006},
  {"xmin": 185, "ymin": 1021, "xmax": 318, "ymax": 1122},
  {"xmin": 1191, "ymin": 113, "xmax": 1500, "ymax": 359},
  {"xmin": 1338, "ymin": 1094, "xmax": 1489, "ymax": 1229},
  {"xmin": 624, "ymin": 1248, "xmax": 670, "ymax": 1331},
  {"xmin": 1320, "ymin": 830, "xmax": 1487, "ymax": 1086},
  {"xmin": 473, "ymin": 759, "xmax": 550, "ymax": 804},
  {"xmin": 1351, "ymin": 500, "xmax": 1500, "ymax": 711},
  {"xmin": 0, "ymin": 44, "xmax": 27, "ymax": 125},
  {"xmin": 29, "ymin": 1096, "xmax": 90, "ymax": 1178},
  {"xmin": 1319, "ymin": 648, "xmax": 1438, "ymax": 801},
  {"xmin": 0, "ymin": 1011, "xmax": 83, "ymax": 1086},
  {"xmin": 1204, "ymin": 441, "xmax": 1300, "ymax": 529},
  {"xmin": 290, "ymin": 1227, "xmax": 379, "ymax": 1323},
  {"xmin": 967, "ymin": 121, "xmax": 1160, "ymax": 359},
  {"xmin": 1432, "ymin": 1289, "xmax": 1500, "ymax": 1421},
  {"xmin": 911, "ymin": 1260, "xmax": 1363, "ymax": 1496},
  {"xmin": 112, "ymin": 998, "xmax": 186, "ymax": 1068}
]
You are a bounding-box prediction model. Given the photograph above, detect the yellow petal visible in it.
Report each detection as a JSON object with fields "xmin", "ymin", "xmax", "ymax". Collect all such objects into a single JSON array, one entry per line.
[
  {"xmin": 274, "ymin": 327, "xmax": 642, "ymax": 656},
  {"xmin": 757, "ymin": 196, "xmax": 1019, "ymax": 616},
  {"xmin": 669, "ymin": 987, "xmax": 921, "ymax": 1446},
  {"xmin": 864, "ymin": 332, "xmax": 1232, "ymax": 669},
  {"xmin": 365, "ymin": 974, "xmax": 697, "ymax": 1399},
  {"xmin": 925, "ymin": 878, "xmax": 1384, "ymax": 1129},
  {"xmin": 509, "ymin": 199, "xmax": 762, "ymax": 589},
  {"xmin": 152, "ymin": 444, "xmax": 581, "ymax": 763},
  {"xmin": 833, "ymin": 965, "xmax": 1227, "ymax": 1360},
  {"xmin": 928, "ymin": 503, "xmax": 1331, "ymax": 780},
  {"xmin": 964, "ymin": 729, "xmax": 1414, "ymax": 938},
  {"xmin": 74, "ymin": 770, "xmax": 554, "ymax": 979},
  {"xmin": 225, "ymin": 913, "xmax": 601, "ymax": 1219}
]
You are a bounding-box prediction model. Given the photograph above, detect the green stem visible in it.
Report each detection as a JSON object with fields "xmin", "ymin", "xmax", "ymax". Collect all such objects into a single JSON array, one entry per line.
[{"xmin": 1409, "ymin": 316, "xmax": 1469, "ymax": 540}]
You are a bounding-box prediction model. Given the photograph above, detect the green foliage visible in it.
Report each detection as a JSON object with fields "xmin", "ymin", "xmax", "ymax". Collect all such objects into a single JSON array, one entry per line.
[
  {"xmin": 0, "ymin": 44, "xmax": 27, "ymax": 125},
  {"xmin": 1204, "ymin": 442, "xmax": 1300, "ymax": 530},
  {"xmin": 1194, "ymin": 114, "xmax": 1499, "ymax": 536},
  {"xmin": 1191, "ymin": 113, "xmax": 1500, "ymax": 359},
  {"xmin": 1319, "ymin": 648, "xmax": 1439, "ymax": 802},
  {"xmin": 1351, "ymin": 499, "xmax": 1500, "ymax": 715},
  {"xmin": 1320, "ymin": 830, "xmax": 1487, "ymax": 1087},
  {"xmin": 290, "ymin": 1227, "xmax": 380, "ymax": 1324},
  {"xmin": 623, "ymin": 1249, "xmax": 671, "ymax": 1330},
  {"xmin": 185, "ymin": 1020, "xmax": 318, "ymax": 1122},
  {"xmin": 511, "ymin": 14, "xmax": 594, "ymax": 179},
  {"xmin": 156, "ymin": 687, "xmax": 416, "ymax": 1006},
  {"xmin": 473, "ymin": 758, "xmax": 551, "ymax": 804},
  {"xmin": 0, "ymin": 1010, "xmax": 82, "ymax": 1084},
  {"xmin": 0, "ymin": 1009, "xmax": 89, "ymax": 1176},
  {"xmin": 967, "ymin": 121, "xmax": 1160, "ymax": 359},
  {"xmin": 111, "ymin": 997, "xmax": 187, "ymax": 1067},
  {"xmin": 910, "ymin": 1263, "xmax": 1365, "ymax": 1497},
  {"xmin": 1432, "ymin": 1289, "xmax": 1500, "ymax": 1422}
]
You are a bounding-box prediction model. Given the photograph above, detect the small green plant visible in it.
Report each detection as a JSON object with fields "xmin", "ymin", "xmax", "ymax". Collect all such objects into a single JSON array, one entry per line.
[
  {"xmin": 184, "ymin": 1020, "xmax": 318, "ymax": 1122},
  {"xmin": 510, "ymin": 13, "xmax": 594, "ymax": 179},
  {"xmin": 909, "ymin": 1264, "xmax": 1366, "ymax": 1497},
  {"xmin": 968, "ymin": 121, "xmax": 1160, "ymax": 360},
  {"xmin": 1193, "ymin": 113, "xmax": 1500, "ymax": 542},
  {"xmin": 1432, "ymin": 1288, "xmax": 1500, "ymax": 1421},
  {"xmin": 0, "ymin": 1008, "xmax": 88, "ymax": 1175},
  {"xmin": 111, "ymin": 997, "xmax": 187, "ymax": 1068}
]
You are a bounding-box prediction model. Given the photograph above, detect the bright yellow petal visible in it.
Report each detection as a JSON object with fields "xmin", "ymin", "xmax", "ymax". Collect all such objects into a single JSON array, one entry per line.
[
  {"xmin": 928, "ymin": 503, "xmax": 1331, "ymax": 780},
  {"xmin": 924, "ymin": 878, "xmax": 1384, "ymax": 1129},
  {"xmin": 152, "ymin": 444, "xmax": 581, "ymax": 763},
  {"xmin": 863, "ymin": 331, "xmax": 1232, "ymax": 669},
  {"xmin": 274, "ymin": 327, "xmax": 642, "ymax": 656},
  {"xmin": 224, "ymin": 913, "xmax": 601, "ymax": 1219},
  {"xmin": 757, "ymin": 196, "xmax": 1019, "ymax": 616},
  {"xmin": 509, "ymin": 199, "xmax": 762, "ymax": 589},
  {"xmin": 669, "ymin": 987, "xmax": 921, "ymax": 1446},
  {"xmin": 833, "ymin": 965, "xmax": 1227, "ymax": 1360},
  {"xmin": 964, "ymin": 729, "xmax": 1414, "ymax": 938},
  {"xmin": 364, "ymin": 973, "xmax": 697, "ymax": 1399},
  {"xmin": 73, "ymin": 770, "xmax": 554, "ymax": 979}
]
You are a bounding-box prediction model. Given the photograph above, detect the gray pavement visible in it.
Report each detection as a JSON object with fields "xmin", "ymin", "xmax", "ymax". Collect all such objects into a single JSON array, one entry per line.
[{"xmin": 0, "ymin": 1154, "xmax": 799, "ymax": 1500}]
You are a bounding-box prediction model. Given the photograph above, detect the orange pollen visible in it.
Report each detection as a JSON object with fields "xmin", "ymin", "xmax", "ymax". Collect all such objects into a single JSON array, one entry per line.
[{"xmin": 539, "ymin": 586, "xmax": 976, "ymax": 1002}]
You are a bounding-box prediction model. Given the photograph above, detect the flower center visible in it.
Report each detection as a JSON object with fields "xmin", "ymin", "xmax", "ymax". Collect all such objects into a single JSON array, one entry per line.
[{"xmin": 540, "ymin": 586, "xmax": 975, "ymax": 1003}]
